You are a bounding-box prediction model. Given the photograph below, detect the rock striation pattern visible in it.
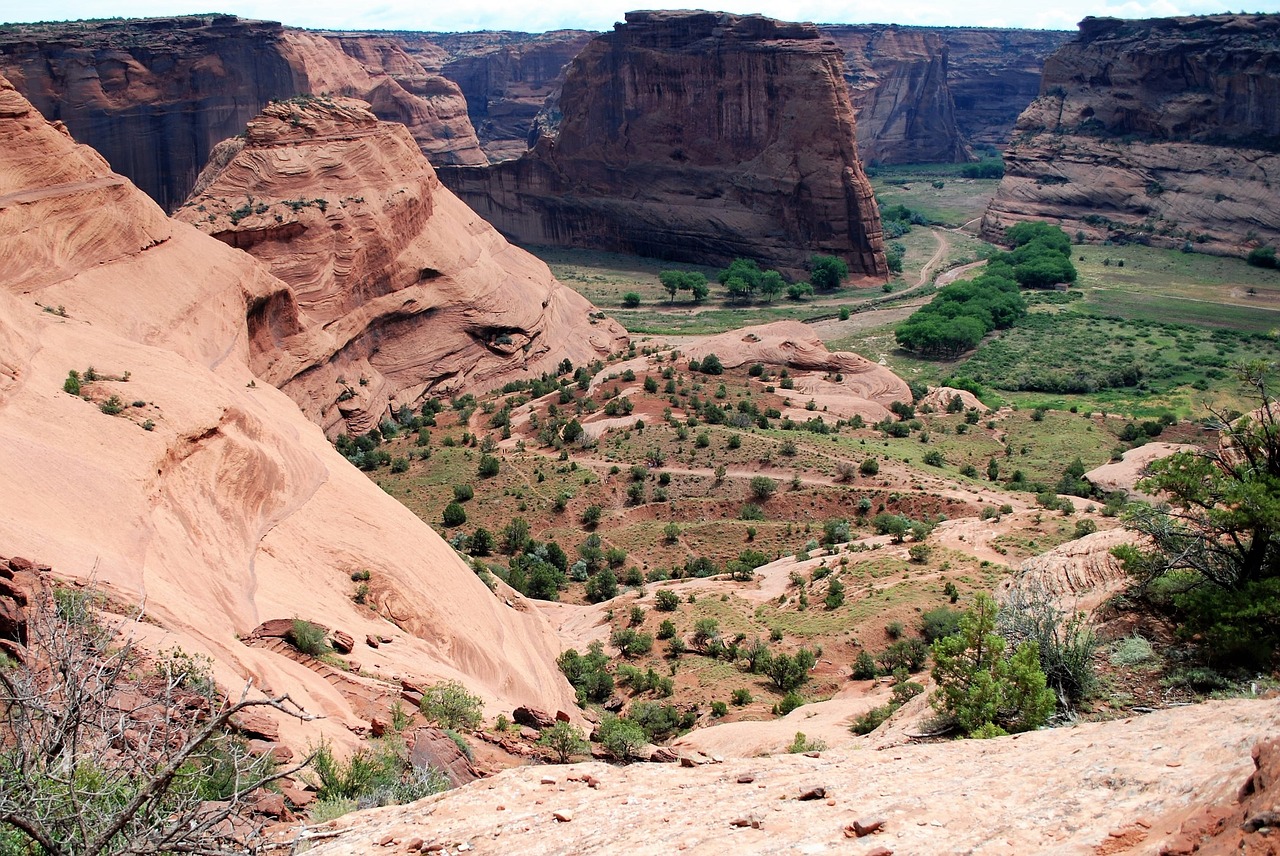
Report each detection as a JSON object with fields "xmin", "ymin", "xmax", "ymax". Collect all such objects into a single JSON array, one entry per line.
[
  {"xmin": 821, "ymin": 25, "xmax": 969, "ymax": 165},
  {"xmin": 175, "ymin": 95, "xmax": 626, "ymax": 435},
  {"xmin": 436, "ymin": 10, "xmax": 887, "ymax": 278},
  {"xmin": 0, "ymin": 73, "xmax": 581, "ymax": 752},
  {"xmin": 0, "ymin": 16, "xmax": 486, "ymax": 211},
  {"xmin": 403, "ymin": 30, "xmax": 595, "ymax": 162},
  {"xmin": 982, "ymin": 14, "xmax": 1280, "ymax": 255}
]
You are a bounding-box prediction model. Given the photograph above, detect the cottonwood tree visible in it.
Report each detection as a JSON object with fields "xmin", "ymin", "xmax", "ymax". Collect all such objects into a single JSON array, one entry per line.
[{"xmin": 0, "ymin": 590, "xmax": 312, "ymax": 855}]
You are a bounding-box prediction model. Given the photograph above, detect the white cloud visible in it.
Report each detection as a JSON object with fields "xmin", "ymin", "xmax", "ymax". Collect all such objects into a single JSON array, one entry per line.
[{"xmin": 0, "ymin": 0, "xmax": 1274, "ymax": 31}]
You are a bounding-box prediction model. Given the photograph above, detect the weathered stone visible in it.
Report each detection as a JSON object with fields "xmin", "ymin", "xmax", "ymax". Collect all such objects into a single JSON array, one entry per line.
[
  {"xmin": 798, "ymin": 786, "xmax": 827, "ymax": 801},
  {"xmin": 513, "ymin": 705, "xmax": 556, "ymax": 729},
  {"xmin": 229, "ymin": 711, "xmax": 279, "ymax": 742},
  {"xmin": 553, "ymin": 809, "xmax": 573, "ymax": 822},
  {"xmin": 331, "ymin": 630, "xmax": 355, "ymax": 653},
  {"xmin": 409, "ymin": 727, "xmax": 481, "ymax": 788}
]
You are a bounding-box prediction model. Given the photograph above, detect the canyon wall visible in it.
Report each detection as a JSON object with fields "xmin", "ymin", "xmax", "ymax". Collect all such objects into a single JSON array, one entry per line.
[
  {"xmin": 822, "ymin": 25, "xmax": 968, "ymax": 165},
  {"xmin": 0, "ymin": 16, "xmax": 485, "ymax": 210},
  {"xmin": 437, "ymin": 10, "xmax": 886, "ymax": 278},
  {"xmin": 175, "ymin": 95, "xmax": 626, "ymax": 436},
  {"xmin": 982, "ymin": 14, "xmax": 1280, "ymax": 255},
  {"xmin": 917, "ymin": 27, "xmax": 1073, "ymax": 150},
  {"xmin": 403, "ymin": 30, "xmax": 594, "ymax": 162},
  {"xmin": 0, "ymin": 74, "xmax": 580, "ymax": 751}
]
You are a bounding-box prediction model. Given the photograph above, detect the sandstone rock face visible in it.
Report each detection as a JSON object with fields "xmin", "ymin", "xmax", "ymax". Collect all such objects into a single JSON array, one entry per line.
[
  {"xmin": 821, "ymin": 26, "xmax": 969, "ymax": 165},
  {"xmin": 404, "ymin": 30, "xmax": 595, "ymax": 162},
  {"xmin": 0, "ymin": 16, "xmax": 485, "ymax": 212},
  {"xmin": 0, "ymin": 16, "xmax": 301, "ymax": 212},
  {"xmin": 982, "ymin": 14, "xmax": 1280, "ymax": 255},
  {"xmin": 437, "ymin": 11, "xmax": 886, "ymax": 278},
  {"xmin": 916, "ymin": 27, "xmax": 1073, "ymax": 150},
  {"xmin": 0, "ymin": 74, "xmax": 579, "ymax": 753},
  {"xmin": 277, "ymin": 31, "xmax": 487, "ymax": 167},
  {"xmin": 175, "ymin": 96, "xmax": 625, "ymax": 435}
]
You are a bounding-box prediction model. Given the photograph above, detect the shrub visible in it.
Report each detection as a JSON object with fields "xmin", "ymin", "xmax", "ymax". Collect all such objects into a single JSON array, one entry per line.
[
  {"xmin": 921, "ymin": 607, "xmax": 963, "ymax": 642},
  {"xmin": 859, "ymin": 457, "xmax": 879, "ymax": 476},
  {"xmin": 749, "ymin": 476, "xmax": 778, "ymax": 501},
  {"xmin": 622, "ymin": 292, "xmax": 642, "ymax": 307},
  {"xmin": 1109, "ymin": 636, "xmax": 1157, "ymax": 667},
  {"xmin": 1246, "ymin": 246, "xmax": 1277, "ymax": 269},
  {"xmin": 767, "ymin": 648, "xmax": 816, "ymax": 692},
  {"xmin": 477, "ymin": 455, "xmax": 500, "ymax": 478},
  {"xmin": 777, "ymin": 691, "xmax": 806, "ymax": 715},
  {"xmin": 62, "ymin": 370, "xmax": 81, "ymax": 395},
  {"xmin": 711, "ymin": 701, "xmax": 728, "ymax": 718},
  {"xmin": 558, "ymin": 643, "xmax": 614, "ymax": 704},
  {"xmin": 598, "ymin": 715, "xmax": 648, "ymax": 761},
  {"xmin": 698, "ymin": 353, "xmax": 724, "ymax": 375},
  {"xmin": 999, "ymin": 577, "xmax": 1098, "ymax": 705},
  {"xmin": 418, "ymin": 680, "xmax": 484, "ymax": 731},
  {"xmin": 581, "ymin": 504, "xmax": 603, "ymax": 528},
  {"xmin": 851, "ymin": 650, "xmax": 877, "ymax": 680},
  {"xmin": 655, "ymin": 589, "xmax": 680, "ymax": 611},
  {"xmin": 99, "ymin": 395, "xmax": 124, "ymax": 415},
  {"xmin": 877, "ymin": 638, "xmax": 928, "ymax": 674},
  {"xmin": 453, "ymin": 484, "xmax": 475, "ymax": 502},
  {"xmin": 538, "ymin": 721, "xmax": 589, "ymax": 763},
  {"xmin": 908, "ymin": 544, "xmax": 933, "ymax": 564},
  {"xmin": 442, "ymin": 501, "xmax": 467, "ymax": 527},
  {"xmin": 930, "ymin": 594, "xmax": 1055, "ymax": 736},
  {"xmin": 585, "ymin": 568, "xmax": 618, "ymax": 603},
  {"xmin": 788, "ymin": 731, "xmax": 827, "ymax": 753},
  {"xmin": 288, "ymin": 619, "xmax": 328, "ymax": 656},
  {"xmin": 732, "ymin": 688, "xmax": 753, "ymax": 706}
]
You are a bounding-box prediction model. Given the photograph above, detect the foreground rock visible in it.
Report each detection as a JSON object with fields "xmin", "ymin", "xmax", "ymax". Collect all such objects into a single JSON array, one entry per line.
[
  {"xmin": 983, "ymin": 14, "xmax": 1280, "ymax": 256},
  {"xmin": 303, "ymin": 698, "xmax": 1278, "ymax": 854},
  {"xmin": 176, "ymin": 96, "xmax": 626, "ymax": 435},
  {"xmin": 438, "ymin": 10, "xmax": 886, "ymax": 278},
  {"xmin": 0, "ymin": 74, "xmax": 577, "ymax": 752}
]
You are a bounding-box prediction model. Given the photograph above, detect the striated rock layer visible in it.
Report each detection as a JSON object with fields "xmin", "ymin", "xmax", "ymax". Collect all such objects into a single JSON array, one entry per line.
[
  {"xmin": 0, "ymin": 16, "xmax": 485, "ymax": 211},
  {"xmin": 915, "ymin": 27, "xmax": 1073, "ymax": 151},
  {"xmin": 404, "ymin": 30, "xmax": 595, "ymax": 163},
  {"xmin": 0, "ymin": 74, "xmax": 581, "ymax": 751},
  {"xmin": 821, "ymin": 25, "xmax": 969, "ymax": 165},
  {"xmin": 175, "ymin": 95, "xmax": 626, "ymax": 435},
  {"xmin": 982, "ymin": 14, "xmax": 1280, "ymax": 255},
  {"xmin": 436, "ymin": 10, "xmax": 887, "ymax": 278}
]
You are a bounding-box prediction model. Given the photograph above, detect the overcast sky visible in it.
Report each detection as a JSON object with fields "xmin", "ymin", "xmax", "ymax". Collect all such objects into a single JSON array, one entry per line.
[{"xmin": 0, "ymin": 0, "xmax": 1271, "ymax": 33}]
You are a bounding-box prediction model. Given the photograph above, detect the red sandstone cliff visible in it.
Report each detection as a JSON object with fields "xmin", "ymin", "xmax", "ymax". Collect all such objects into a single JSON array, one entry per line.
[
  {"xmin": 982, "ymin": 14, "xmax": 1280, "ymax": 255},
  {"xmin": 175, "ymin": 95, "xmax": 626, "ymax": 435},
  {"xmin": 437, "ymin": 10, "xmax": 886, "ymax": 278},
  {"xmin": 822, "ymin": 25, "xmax": 969, "ymax": 165},
  {"xmin": 0, "ymin": 16, "xmax": 486, "ymax": 211},
  {"xmin": 0, "ymin": 74, "xmax": 579, "ymax": 749},
  {"xmin": 403, "ymin": 30, "xmax": 594, "ymax": 163}
]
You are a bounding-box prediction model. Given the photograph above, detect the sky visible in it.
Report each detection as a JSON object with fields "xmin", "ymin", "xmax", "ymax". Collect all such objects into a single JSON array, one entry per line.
[{"xmin": 0, "ymin": 0, "xmax": 1272, "ymax": 33}]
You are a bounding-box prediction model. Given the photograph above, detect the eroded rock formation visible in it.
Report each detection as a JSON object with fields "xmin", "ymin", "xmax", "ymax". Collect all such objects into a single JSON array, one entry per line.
[
  {"xmin": 404, "ymin": 30, "xmax": 594, "ymax": 162},
  {"xmin": 0, "ymin": 16, "xmax": 485, "ymax": 211},
  {"xmin": 916, "ymin": 27, "xmax": 1073, "ymax": 150},
  {"xmin": 175, "ymin": 95, "xmax": 626, "ymax": 435},
  {"xmin": 436, "ymin": 10, "xmax": 887, "ymax": 278},
  {"xmin": 821, "ymin": 25, "xmax": 968, "ymax": 165},
  {"xmin": 982, "ymin": 14, "xmax": 1280, "ymax": 255},
  {"xmin": 0, "ymin": 73, "xmax": 580, "ymax": 752}
]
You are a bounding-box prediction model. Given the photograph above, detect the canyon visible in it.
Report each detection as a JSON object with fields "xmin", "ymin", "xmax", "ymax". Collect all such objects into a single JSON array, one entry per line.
[{"xmin": 983, "ymin": 14, "xmax": 1280, "ymax": 255}]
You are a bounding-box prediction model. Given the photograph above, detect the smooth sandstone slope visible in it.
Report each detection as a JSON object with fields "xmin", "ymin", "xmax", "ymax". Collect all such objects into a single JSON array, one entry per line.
[
  {"xmin": 176, "ymin": 96, "xmax": 626, "ymax": 436},
  {"xmin": 982, "ymin": 14, "xmax": 1280, "ymax": 254},
  {"xmin": 437, "ymin": 10, "xmax": 887, "ymax": 279},
  {"xmin": 306, "ymin": 697, "xmax": 1279, "ymax": 855},
  {"xmin": 0, "ymin": 74, "xmax": 579, "ymax": 749}
]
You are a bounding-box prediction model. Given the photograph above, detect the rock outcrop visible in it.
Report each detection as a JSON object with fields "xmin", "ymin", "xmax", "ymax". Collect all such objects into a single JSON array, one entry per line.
[
  {"xmin": 305, "ymin": 697, "xmax": 1279, "ymax": 854},
  {"xmin": 982, "ymin": 14, "xmax": 1280, "ymax": 255},
  {"xmin": 175, "ymin": 95, "xmax": 626, "ymax": 435},
  {"xmin": 821, "ymin": 25, "xmax": 969, "ymax": 165},
  {"xmin": 404, "ymin": 30, "xmax": 595, "ymax": 162},
  {"xmin": 436, "ymin": 10, "xmax": 887, "ymax": 278},
  {"xmin": 0, "ymin": 16, "xmax": 485, "ymax": 211},
  {"xmin": 0, "ymin": 73, "xmax": 579, "ymax": 752}
]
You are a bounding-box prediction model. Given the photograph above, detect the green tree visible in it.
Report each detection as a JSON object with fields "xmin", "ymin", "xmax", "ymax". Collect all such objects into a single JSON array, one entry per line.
[
  {"xmin": 418, "ymin": 680, "xmax": 484, "ymax": 730},
  {"xmin": 810, "ymin": 254, "xmax": 849, "ymax": 291},
  {"xmin": 477, "ymin": 454, "xmax": 500, "ymax": 478},
  {"xmin": 537, "ymin": 721, "xmax": 588, "ymax": 763},
  {"xmin": 929, "ymin": 594, "xmax": 1055, "ymax": 737},
  {"xmin": 749, "ymin": 476, "xmax": 777, "ymax": 501},
  {"xmin": 597, "ymin": 715, "xmax": 648, "ymax": 761},
  {"xmin": 584, "ymin": 567, "xmax": 618, "ymax": 603},
  {"xmin": 1119, "ymin": 363, "xmax": 1280, "ymax": 666},
  {"xmin": 759, "ymin": 270, "xmax": 785, "ymax": 303},
  {"xmin": 442, "ymin": 501, "xmax": 467, "ymax": 527}
]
